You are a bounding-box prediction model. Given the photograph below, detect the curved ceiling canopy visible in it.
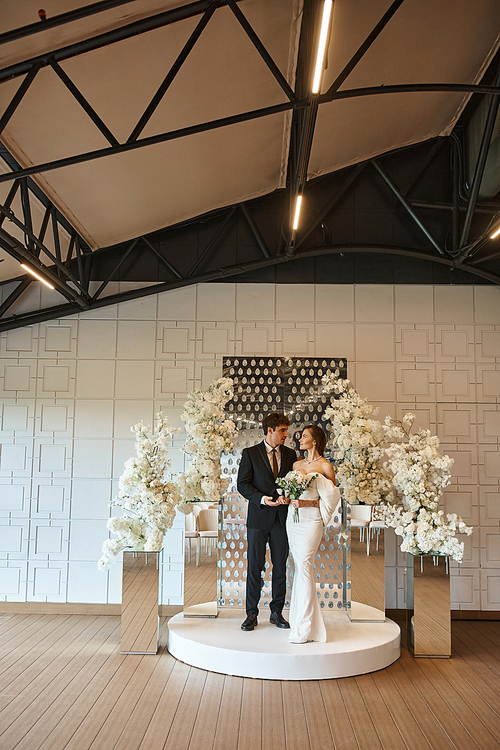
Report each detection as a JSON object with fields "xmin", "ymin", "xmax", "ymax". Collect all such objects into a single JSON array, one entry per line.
[{"xmin": 0, "ymin": 0, "xmax": 499, "ymax": 322}]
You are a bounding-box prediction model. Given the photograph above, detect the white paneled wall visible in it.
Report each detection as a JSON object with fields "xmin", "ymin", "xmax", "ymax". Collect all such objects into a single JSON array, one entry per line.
[{"xmin": 1, "ymin": 282, "xmax": 499, "ymax": 610}]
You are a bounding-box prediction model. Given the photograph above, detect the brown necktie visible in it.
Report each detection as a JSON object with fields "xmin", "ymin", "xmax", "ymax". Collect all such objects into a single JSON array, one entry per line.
[{"xmin": 271, "ymin": 447, "xmax": 279, "ymax": 478}]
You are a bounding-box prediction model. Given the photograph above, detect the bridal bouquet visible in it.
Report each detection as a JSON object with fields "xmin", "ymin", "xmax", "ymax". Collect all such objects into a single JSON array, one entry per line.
[
  {"xmin": 276, "ymin": 471, "xmax": 317, "ymax": 522},
  {"xmin": 98, "ymin": 413, "xmax": 182, "ymax": 570}
]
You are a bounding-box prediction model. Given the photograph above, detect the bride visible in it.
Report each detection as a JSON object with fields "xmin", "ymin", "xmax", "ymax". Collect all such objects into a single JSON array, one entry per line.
[{"xmin": 286, "ymin": 425, "xmax": 340, "ymax": 644}]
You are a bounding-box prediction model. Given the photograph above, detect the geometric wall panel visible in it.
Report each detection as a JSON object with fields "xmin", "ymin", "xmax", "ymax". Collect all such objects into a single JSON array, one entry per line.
[
  {"xmin": 0, "ymin": 444, "xmax": 27, "ymax": 471},
  {"xmin": 4, "ymin": 365, "xmax": 31, "ymax": 391},
  {"xmin": 202, "ymin": 327, "xmax": 229, "ymax": 354},
  {"xmin": 401, "ymin": 368, "xmax": 430, "ymax": 397},
  {"xmin": 480, "ymin": 529, "xmax": 500, "ymax": 568},
  {"xmin": 162, "ymin": 327, "xmax": 189, "ymax": 354},
  {"xmin": 42, "ymin": 365, "xmax": 70, "ymax": 393},
  {"xmin": 6, "ymin": 327, "xmax": 33, "ymax": 351},
  {"xmin": 480, "ymin": 489, "xmax": 500, "ymax": 525},
  {"xmin": 483, "ymin": 410, "xmax": 500, "ymax": 439},
  {"xmin": 2, "ymin": 524, "xmax": 23, "ymax": 552},
  {"xmin": 44, "ymin": 326, "xmax": 72, "ymax": 352},
  {"xmin": 33, "ymin": 566, "xmax": 62, "ymax": 596},
  {"xmin": 281, "ymin": 328, "xmax": 309, "ymax": 356},
  {"xmin": 484, "ymin": 450, "xmax": 500, "ymax": 478},
  {"xmin": 37, "ymin": 485, "xmax": 65, "ymax": 513},
  {"xmin": 441, "ymin": 369, "xmax": 470, "ymax": 397},
  {"xmin": 115, "ymin": 361, "xmax": 154, "ymax": 399},
  {"xmin": 117, "ymin": 321, "xmax": 156, "ymax": 360},
  {"xmin": 40, "ymin": 405, "xmax": 68, "ymax": 432},
  {"xmin": 482, "ymin": 370, "xmax": 500, "ymax": 398},
  {"xmin": 241, "ymin": 328, "xmax": 269, "ymax": 355},
  {"xmin": 481, "ymin": 330, "xmax": 500, "ymax": 358},
  {"xmin": 160, "ymin": 366, "xmax": 188, "ymax": 393},
  {"xmin": 0, "ymin": 484, "xmax": 25, "ymax": 512},
  {"xmin": 2, "ymin": 404, "xmax": 29, "ymax": 431},
  {"xmin": 401, "ymin": 329, "xmax": 429, "ymax": 357},
  {"xmin": 35, "ymin": 525, "xmax": 63, "ymax": 554},
  {"xmin": 39, "ymin": 444, "xmax": 66, "ymax": 472},
  {"xmin": 481, "ymin": 571, "xmax": 500, "ymax": 610},
  {"xmin": 442, "ymin": 409, "xmax": 471, "ymax": 438},
  {"xmin": 441, "ymin": 330, "xmax": 468, "ymax": 358},
  {"xmin": 442, "ymin": 490, "xmax": 476, "ymax": 524},
  {"xmin": 0, "ymin": 567, "xmax": 22, "ymax": 595}
]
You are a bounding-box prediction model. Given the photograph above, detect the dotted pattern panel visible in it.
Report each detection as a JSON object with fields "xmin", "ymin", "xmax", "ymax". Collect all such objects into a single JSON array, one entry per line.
[{"xmin": 219, "ymin": 357, "xmax": 349, "ymax": 609}]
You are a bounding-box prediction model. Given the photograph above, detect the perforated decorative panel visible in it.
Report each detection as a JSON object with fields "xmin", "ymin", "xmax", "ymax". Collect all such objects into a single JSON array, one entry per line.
[{"xmin": 218, "ymin": 357, "xmax": 349, "ymax": 610}]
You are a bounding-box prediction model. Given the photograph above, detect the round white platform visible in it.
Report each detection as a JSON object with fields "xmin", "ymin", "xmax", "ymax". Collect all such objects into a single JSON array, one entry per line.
[{"xmin": 167, "ymin": 603, "xmax": 400, "ymax": 680}]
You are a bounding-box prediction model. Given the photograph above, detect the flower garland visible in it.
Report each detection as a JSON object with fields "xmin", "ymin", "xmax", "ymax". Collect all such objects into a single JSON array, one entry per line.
[
  {"xmin": 376, "ymin": 415, "xmax": 472, "ymax": 562},
  {"xmin": 178, "ymin": 377, "xmax": 236, "ymax": 510},
  {"xmin": 98, "ymin": 413, "xmax": 182, "ymax": 570},
  {"xmin": 322, "ymin": 375, "xmax": 392, "ymax": 505}
]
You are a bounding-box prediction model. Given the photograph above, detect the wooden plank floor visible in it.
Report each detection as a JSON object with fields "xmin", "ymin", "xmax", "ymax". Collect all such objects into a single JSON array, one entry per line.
[
  {"xmin": 1, "ymin": 612, "xmax": 500, "ymax": 750},
  {"xmin": 2, "ymin": 548, "xmax": 500, "ymax": 750}
]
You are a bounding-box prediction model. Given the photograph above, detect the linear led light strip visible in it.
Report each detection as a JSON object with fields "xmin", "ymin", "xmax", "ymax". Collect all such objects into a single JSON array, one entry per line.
[
  {"xmin": 20, "ymin": 263, "xmax": 54, "ymax": 289},
  {"xmin": 293, "ymin": 2, "xmax": 333, "ymax": 233},
  {"xmin": 491, "ymin": 227, "xmax": 500, "ymax": 239}
]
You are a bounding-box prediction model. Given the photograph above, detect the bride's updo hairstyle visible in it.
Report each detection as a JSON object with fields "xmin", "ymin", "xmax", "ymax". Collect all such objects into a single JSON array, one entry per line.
[{"xmin": 303, "ymin": 425, "xmax": 327, "ymax": 456}]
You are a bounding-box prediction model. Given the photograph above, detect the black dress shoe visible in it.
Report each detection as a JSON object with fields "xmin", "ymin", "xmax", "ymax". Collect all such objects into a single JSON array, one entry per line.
[
  {"xmin": 269, "ymin": 612, "xmax": 290, "ymax": 628},
  {"xmin": 241, "ymin": 614, "xmax": 258, "ymax": 631}
]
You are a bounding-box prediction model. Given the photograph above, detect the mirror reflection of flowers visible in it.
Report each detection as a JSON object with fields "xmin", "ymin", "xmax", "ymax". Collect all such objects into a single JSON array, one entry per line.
[
  {"xmin": 98, "ymin": 413, "xmax": 182, "ymax": 570},
  {"xmin": 376, "ymin": 414, "xmax": 472, "ymax": 562},
  {"xmin": 276, "ymin": 471, "xmax": 318, "ymax": 522},
  {"xmin": 178, "ymin": 377, "xmax": 236, "ymax": 512},
  {"xmin": 322, "ymin": 375, "xmax": 392, "ymax": 506}
]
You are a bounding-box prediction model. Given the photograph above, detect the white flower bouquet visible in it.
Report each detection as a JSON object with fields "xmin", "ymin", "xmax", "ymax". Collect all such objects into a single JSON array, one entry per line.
[
  {"xmin": 178, "ymin": 377, "xmax": 236, "ymax": 508},
  {"xmin": 375, "ymin": 414, "xmax": 472, "ymax": 562},
  {"xmin": 98, "ymin": 413, "xmax": 182, "ymax": 570},
  {"xmin": 322, "ymin": 376, "xmax": 392, "ymax": 505},
  {"xmin": 276, "ymin": 470, "xmax": 317, "ymax": 522}
]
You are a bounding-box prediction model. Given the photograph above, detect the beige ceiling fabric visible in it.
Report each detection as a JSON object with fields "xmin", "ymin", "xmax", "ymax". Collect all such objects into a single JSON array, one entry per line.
[
  {"xmin": 0, "ymin": 0, "xmax": 499, "ymax": 285},
  {"xmin": 309, "ymin": 0, "xmax": 500, "ymax": 178},
  {"xmin": 0, "ymin": 0, "xmax": 302, "ymax": 252}
]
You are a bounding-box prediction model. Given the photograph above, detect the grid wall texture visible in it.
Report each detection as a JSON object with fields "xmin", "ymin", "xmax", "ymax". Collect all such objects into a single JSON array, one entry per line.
[{"xmin": 0, "ymin": 281, "xmax": 499, "ymax": 609}]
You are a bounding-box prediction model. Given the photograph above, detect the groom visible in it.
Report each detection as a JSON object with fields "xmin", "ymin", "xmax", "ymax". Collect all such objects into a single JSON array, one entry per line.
[{"xmin": 237, "ymin": 412, "xmax": 297, "ymax": 631}]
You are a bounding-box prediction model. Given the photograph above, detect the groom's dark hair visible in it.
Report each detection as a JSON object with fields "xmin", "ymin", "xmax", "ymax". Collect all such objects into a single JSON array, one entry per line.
[{"xmin": 262, "ymin": 412, "xmax": 291, "ymax": 434}]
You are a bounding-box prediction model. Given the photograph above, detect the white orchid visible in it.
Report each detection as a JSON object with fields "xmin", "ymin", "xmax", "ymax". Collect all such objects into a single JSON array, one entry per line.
[
  {"xmin": 179, "ymin": 377, "xmax": 236, "ymax": 507},
  {"xmin": 375, "ymin": 415, "xmax": 472, "ymax": 562},
  {"xmin": 98, "ymin": 413, "xmax": 182, "ymax": 569}
]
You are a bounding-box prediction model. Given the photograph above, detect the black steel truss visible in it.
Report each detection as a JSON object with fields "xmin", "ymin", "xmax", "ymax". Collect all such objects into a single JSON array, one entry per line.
[{"xmin": 0, "ymin": 0, "xmax": 500, "ymax": 331}]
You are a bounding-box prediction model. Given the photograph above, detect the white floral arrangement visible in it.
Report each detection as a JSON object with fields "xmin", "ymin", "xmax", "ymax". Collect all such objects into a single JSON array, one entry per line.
[
  {"xmin": 98, "ymin": 413, "xmax": 182, "ymax": 570},
  {"xmin": 178, "ymin": 377, "xmax": 236, "ymax": 511},
  {"xmin": 375, "ymin": 414, "xmax": 472, "ymax": 562},
  {"xmin": 322, "ymin": 376, "xmax": 392, "ymax": 505}
]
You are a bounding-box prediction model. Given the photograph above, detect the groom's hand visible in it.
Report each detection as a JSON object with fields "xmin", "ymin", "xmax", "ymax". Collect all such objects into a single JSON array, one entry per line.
[{"xmin": 263, "ymin": 496, "xmax": 279, "ymax": 506}]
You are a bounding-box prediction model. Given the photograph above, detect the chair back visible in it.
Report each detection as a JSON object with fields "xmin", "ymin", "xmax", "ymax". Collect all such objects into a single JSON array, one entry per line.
[
  {"xmin": 197, "ymin": 508, "xmax": 218, "ymax": 532},
  {"xmin": 350, "ymin": 505, "xmax": 372, "ymax": 521},
  {"xmin": 185, "ymin": 512, "xmax": 196, "ymax": 533}
]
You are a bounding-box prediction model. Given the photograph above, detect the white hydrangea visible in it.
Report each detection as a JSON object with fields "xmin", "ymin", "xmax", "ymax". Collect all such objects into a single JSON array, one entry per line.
[
  {"xmin": 98, "ymin": 413, "xmax": 182, "ymax": 569},
  {"xmin": 179, "ymin": 377, "xmax": 236, "ymax": 507}
]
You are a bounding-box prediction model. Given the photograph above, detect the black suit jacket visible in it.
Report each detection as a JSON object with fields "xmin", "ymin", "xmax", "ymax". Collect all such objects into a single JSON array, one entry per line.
[{"xmin": 237, "ymin": 441, "xmax": 297, "ymax": 531}]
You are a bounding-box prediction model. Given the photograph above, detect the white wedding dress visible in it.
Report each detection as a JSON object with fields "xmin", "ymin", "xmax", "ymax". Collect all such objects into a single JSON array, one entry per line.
[{"xmin": 286, "ymin": 473, "xmax": 341, "ymax": 644}]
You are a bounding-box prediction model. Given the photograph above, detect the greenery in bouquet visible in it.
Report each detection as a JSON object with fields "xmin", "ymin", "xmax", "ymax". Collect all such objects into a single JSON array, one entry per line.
[
  {"xmin": 375, "ymin": 414, "xmax": 472, "ymax": 562},
  {"xmin": 178, "ymin": 377, "xmax": 236, "ymax": 511},
  {"xmin": 98, "ymin": 413, "xmax": 182, "ymax": 570},
  {"xmin": 322, "ymin": 375, "xmax": 392, "ymax": 506},
  {"xmin": 276, "ymin": 470, "xmax": 317, "ymax": 522}
]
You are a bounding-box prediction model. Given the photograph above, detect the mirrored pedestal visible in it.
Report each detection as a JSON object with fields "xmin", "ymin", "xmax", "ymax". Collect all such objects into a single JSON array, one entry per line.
[
  {"xmin": 121, "ymin": 550, "xmax": 162, "ymax": 654},
  {"xmin": 406, "ymin": 553, "xmax": 451, "ymax": 658}
]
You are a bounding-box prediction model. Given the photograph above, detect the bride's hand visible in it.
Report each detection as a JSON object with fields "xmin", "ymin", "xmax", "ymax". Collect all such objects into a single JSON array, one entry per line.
[{"xmin": 291, "ymin": 498, "xmax": 299, "ymax": 509}]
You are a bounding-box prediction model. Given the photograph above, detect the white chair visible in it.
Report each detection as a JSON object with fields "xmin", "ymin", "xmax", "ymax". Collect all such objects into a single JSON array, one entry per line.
[
  {"xmin": 349, "ymin": 505, "xmax": 372, "ymax": 554},
  {"xmin": 185, "ymin": 512, "xmax": 200, "ymax": 566},
  {"xmin": 368, "ymin": 516, "xmax": 385, "ymax": 555},
  {"xmin": 197, "ymin": 508, "xmax": 218, "ymax": 555}
]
